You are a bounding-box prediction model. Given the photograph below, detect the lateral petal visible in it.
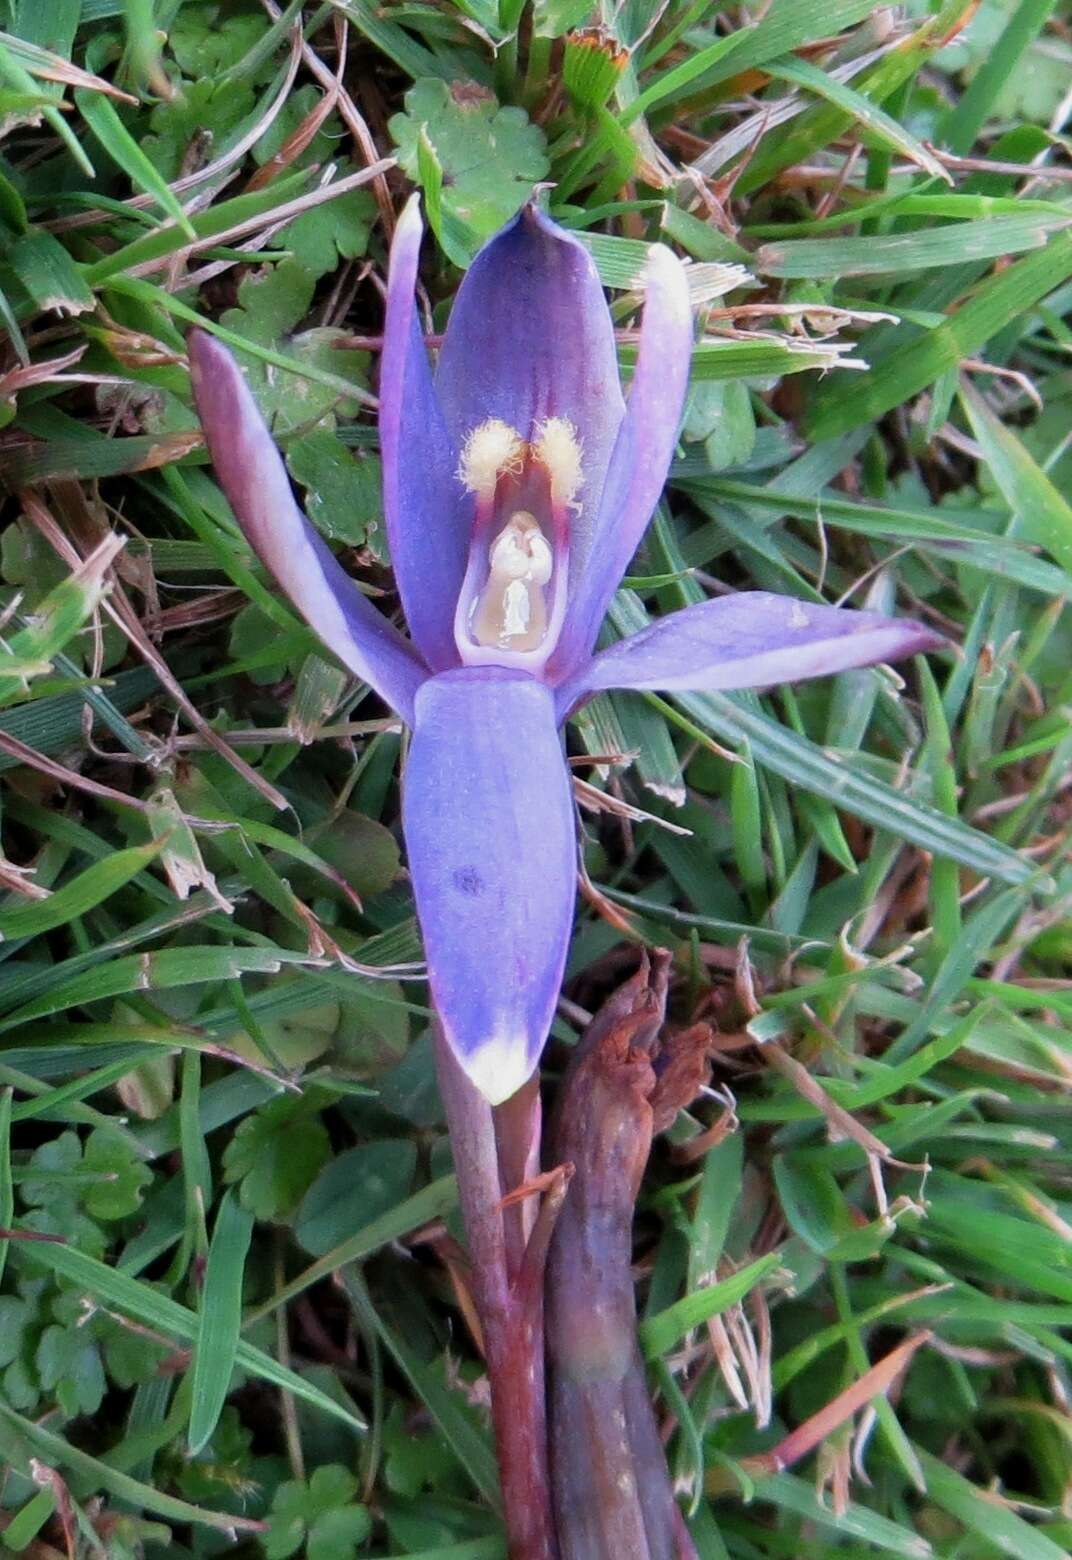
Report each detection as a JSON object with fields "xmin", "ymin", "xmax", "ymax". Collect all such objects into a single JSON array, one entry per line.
[
  {"xmin": 557, "ymin": 593, "xmax": 942, "ymax": 716},
  {"xmin": 380, "ymin": 196, "xmax": 471, "ymax": 670},
  {"xmin": 189, "ymin": 329, "xmax": 427, "ymax": 723},
  {"xmin": 551, "ymin": 242, "xmax": 692, "ymax": 679},
  {"xmin": 403, "ymin": 668, "xmax": 576, "ymax": 1105}
]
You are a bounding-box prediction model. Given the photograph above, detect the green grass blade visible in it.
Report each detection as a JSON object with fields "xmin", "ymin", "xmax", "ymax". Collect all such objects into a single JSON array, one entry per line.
[
  {"xmin": 944, "ymin": 0, "xmax": 1059, "ymax": 154},
  {"xmin": 0, "ymin": 1399, "xmax": 267, "ymax": 1534},
  {"xmin": 22, "ymin": 1237, "xmax": 364, "ymax": 1433},
  {"xmin": 960, "ymin": 380, "xmax": 1072, "ymax": 573},
  {"xmin": 756, "ymin": 214, "xmax": 1071, "ymax": 280},
  {"xmin": 806, "ymin": 234, "xmax": 1072, "ymax": 438},
  {"xmin": 649, "ymin": 679, "xmax": 1039, "ymax": 887},
  {"xmin": 765, "ymin": 55, "xmax": 950, "ymax": 184},
  {"xmin": 187, "ymin": 1189, "xmax": 257, "ymax": 1454},
  {"xmin": 0, "ymin": 841, "xmax": 162, "ymax": 945},
  {"xmin": 640, "ymin": 1253, "xmax": 782, "ymax": 1358},
  {"xmin": 73, "ymin": 88, "xmax": 196, "ymax": 236},
  {"xmin": 915, "ymin": 1446, "xmax": 1068, "ymax": 1559}
]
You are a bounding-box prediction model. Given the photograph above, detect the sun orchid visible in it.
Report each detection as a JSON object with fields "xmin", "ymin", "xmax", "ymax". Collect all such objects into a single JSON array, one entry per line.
[{"xmin": 189, "ymin": 196, "xmax": 940, "ymax": 1106}]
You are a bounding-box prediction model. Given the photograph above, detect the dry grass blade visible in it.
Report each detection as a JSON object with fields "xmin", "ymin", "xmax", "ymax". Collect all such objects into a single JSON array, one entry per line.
[
  {"xmin": 19, "ymin": 492, "xmax": 289, "ymax": 811},
  {"xmin": 262, "ymin": 0, "xmax": 395, "ymax": 236},
  {"xmin": 125, "ymin": 160, "xmax": 396, "ymax": 283},
  {"xmin": 0, "ymin": 30, "xmax": 137, "ymax": 102},
  {"xmin": 762, "ymin": 1042, "xmax": 893, "ymax": 1161},
  {"xmin": 740, "ymin": 1331, "xmax": 934, "ymax": 1478}
]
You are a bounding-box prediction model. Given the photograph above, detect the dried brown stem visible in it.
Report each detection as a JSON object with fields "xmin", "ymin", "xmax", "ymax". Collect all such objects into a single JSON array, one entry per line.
[{"xmin": 545, "ymin": 952, "xmax": 712, "ymax": 1560}]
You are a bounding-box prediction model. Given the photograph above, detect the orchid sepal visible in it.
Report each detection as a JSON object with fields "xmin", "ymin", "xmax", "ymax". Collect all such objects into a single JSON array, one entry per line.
[
  {"xmin": 188, "ymin": 328, "xmax": 427, "ymax": 725},
  {"xmin": 403, "ymin": 668, "xmax": 576, "ymax": 1107}
]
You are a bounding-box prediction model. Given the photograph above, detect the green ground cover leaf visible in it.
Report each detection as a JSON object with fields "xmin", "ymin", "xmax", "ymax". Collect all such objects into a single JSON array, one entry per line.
[
  {"xmin": 222, "ymin": 1094, "xmax": 331, "ymax": 1219},
  {"xmin": 218, "ymin": 261, "xmax": 368, "ymax": 434},
  {"xmin": 294, "ymin": 1139, "xmax": 417, "ymax": 1256},
  {"xmin": 391, "ymin": 77, "xmax": 548, "ymax": 263},
  {"xmin": 265, "ymin": 1465, "xmax": 371, "ymax": 1560}
]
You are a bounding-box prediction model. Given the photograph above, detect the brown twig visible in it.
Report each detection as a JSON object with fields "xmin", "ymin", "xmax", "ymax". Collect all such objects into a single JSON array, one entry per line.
[
  {"xmin": 545, "ymin": 952, "xmax": 714, "ymax": 1559},
  {"xmin": 260, "ymin": 0, "xmax": 396, "ymax": 239}
]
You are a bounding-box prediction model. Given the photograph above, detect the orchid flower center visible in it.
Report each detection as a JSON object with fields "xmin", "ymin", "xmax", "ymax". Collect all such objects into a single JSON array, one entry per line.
[
  {"xmin": 454, "ymin": 415, "xmax": 582, "ymax": 667},
  {"xmin": 472, "ymin": 511, "xmax": 553, "ymax": 651}
]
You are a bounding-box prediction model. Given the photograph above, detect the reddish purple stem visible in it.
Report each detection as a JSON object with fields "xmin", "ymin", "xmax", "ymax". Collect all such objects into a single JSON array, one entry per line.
[{"xmin": 433, "ymin": 1027, "xmax": 558, "ymax": 1560}]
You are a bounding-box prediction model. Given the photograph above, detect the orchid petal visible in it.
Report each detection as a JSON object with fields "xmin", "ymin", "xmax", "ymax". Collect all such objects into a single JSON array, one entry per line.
[
  {"xmin": 380, "ymin": 196, "xmax": 470, "ymax": 671},
  {"xmin": 556, "ymin": 593, "xmax": 943, "ymax": 717},
  {"xmin": 404, "ymin": 668, "xmax": 576, "ymax": 1105},
  {"xmin": 189, "ymin": 330, "xmax": 427, "ymax": 724},
  {"xmin": 435, "ymin": 207, "xmax": 624, "ymax": 523},
  {"xmin": 550, "ymin": 243, "xmax": 692, "ymax": 678}
]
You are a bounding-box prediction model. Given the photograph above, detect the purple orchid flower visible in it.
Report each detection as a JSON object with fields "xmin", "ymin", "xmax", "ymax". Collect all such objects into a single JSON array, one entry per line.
[{"xmin": 188, "ymin": 197, "xmax": 941, "ymax": 1105}]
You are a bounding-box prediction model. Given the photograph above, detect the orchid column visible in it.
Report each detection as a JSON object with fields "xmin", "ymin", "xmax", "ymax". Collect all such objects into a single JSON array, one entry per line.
[{"xmin": 189, "ymin": 195, "xmax": 941, "ymax": 1559}]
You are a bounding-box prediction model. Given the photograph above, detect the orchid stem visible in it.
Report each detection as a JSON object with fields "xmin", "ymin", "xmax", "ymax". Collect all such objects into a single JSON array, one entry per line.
[{"xmin": 433, "ymin": 1026, "xmax": 558, "ymax": 1560}]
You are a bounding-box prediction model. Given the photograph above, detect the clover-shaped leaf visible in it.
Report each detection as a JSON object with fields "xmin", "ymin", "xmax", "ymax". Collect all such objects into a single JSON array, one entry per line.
[
  {"xmin": 215, "ymin": 184, "xmax": 373, "ymax": 439},
  {"xmin": 219, "ymin": 261, "xmax": 368, "ymax": 435},
  {"xmin": 227, "ymin": 600, "xmax": 300, "ymax": 686},
  {"xmin": 0, "ymin": 1293, "xmax": 39, "ymax": 1410},
  {"xmin": 1, "ymin": 517, "xmax": 68, "ymax": 600},
  {"xmin": 683, "ymin": 380, "xmax": 756, "ymax": 472},
  {"xmin": 82, "ymin": 1128, "xmax": 152, "ymax": 1220},
  {"xmin": 142, "ymin": 78, "xmax": 255, "ymax": 179},
  {"xmin": 305, "ymin": 1504, "xmax": 372, "ymax": 1560},
  {"xmin": 19, "ymin": 1130, "xmax": 82, "ymax": 1207},
  {"xmin": 264, "ymin": 1465, "xmax": 371, "ymax": 1560},
  {"xmin": 382, "ymin": 1400, "xmax": 469, "ymax": 1500},
  {"xmin": 21, "ymin": 1127, "xmax": 150, "ymax": 1223},
  {"xmin": 223, "ymin": 1096, "xmax": 330, "ymax": 1220},
  {"xmin": 18, "ymin": 1132, "xmax": 105, "ymax": 1255},
  {"xmin": 36, "ymin": 1322, "xmax": 106, "ymax": 1417},
  {"xmin": 17, "ymin": 1129, "xmax": 148, "ymax": 1259},
  {"xmin": 273, "ymin": 194, "xmax": 375, "ymax": 280},
  {"xmin": 286, "ymin": 430, "xmax": 382, "ymax": 550},
  {"xmin": 390, "ymin": 78, "xmax": 548, "ymax": 265},
  {"xmin": 99, "ymin": 1306, "xmax": 172, "ymax": 1389},
  {"xmin": 170, "ymin": 0, "xmax": 266, "ymax": 76},
  {"xmin": 0, "ymin": 1296, "xmax": 31, "ymax": 1370}
]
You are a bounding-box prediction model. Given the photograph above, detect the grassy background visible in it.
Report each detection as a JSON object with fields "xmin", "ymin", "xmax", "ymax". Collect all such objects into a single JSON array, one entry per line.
[{"xmin": 1, "ymin": 0, "xmax": 1072, "ymax": 1555}]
